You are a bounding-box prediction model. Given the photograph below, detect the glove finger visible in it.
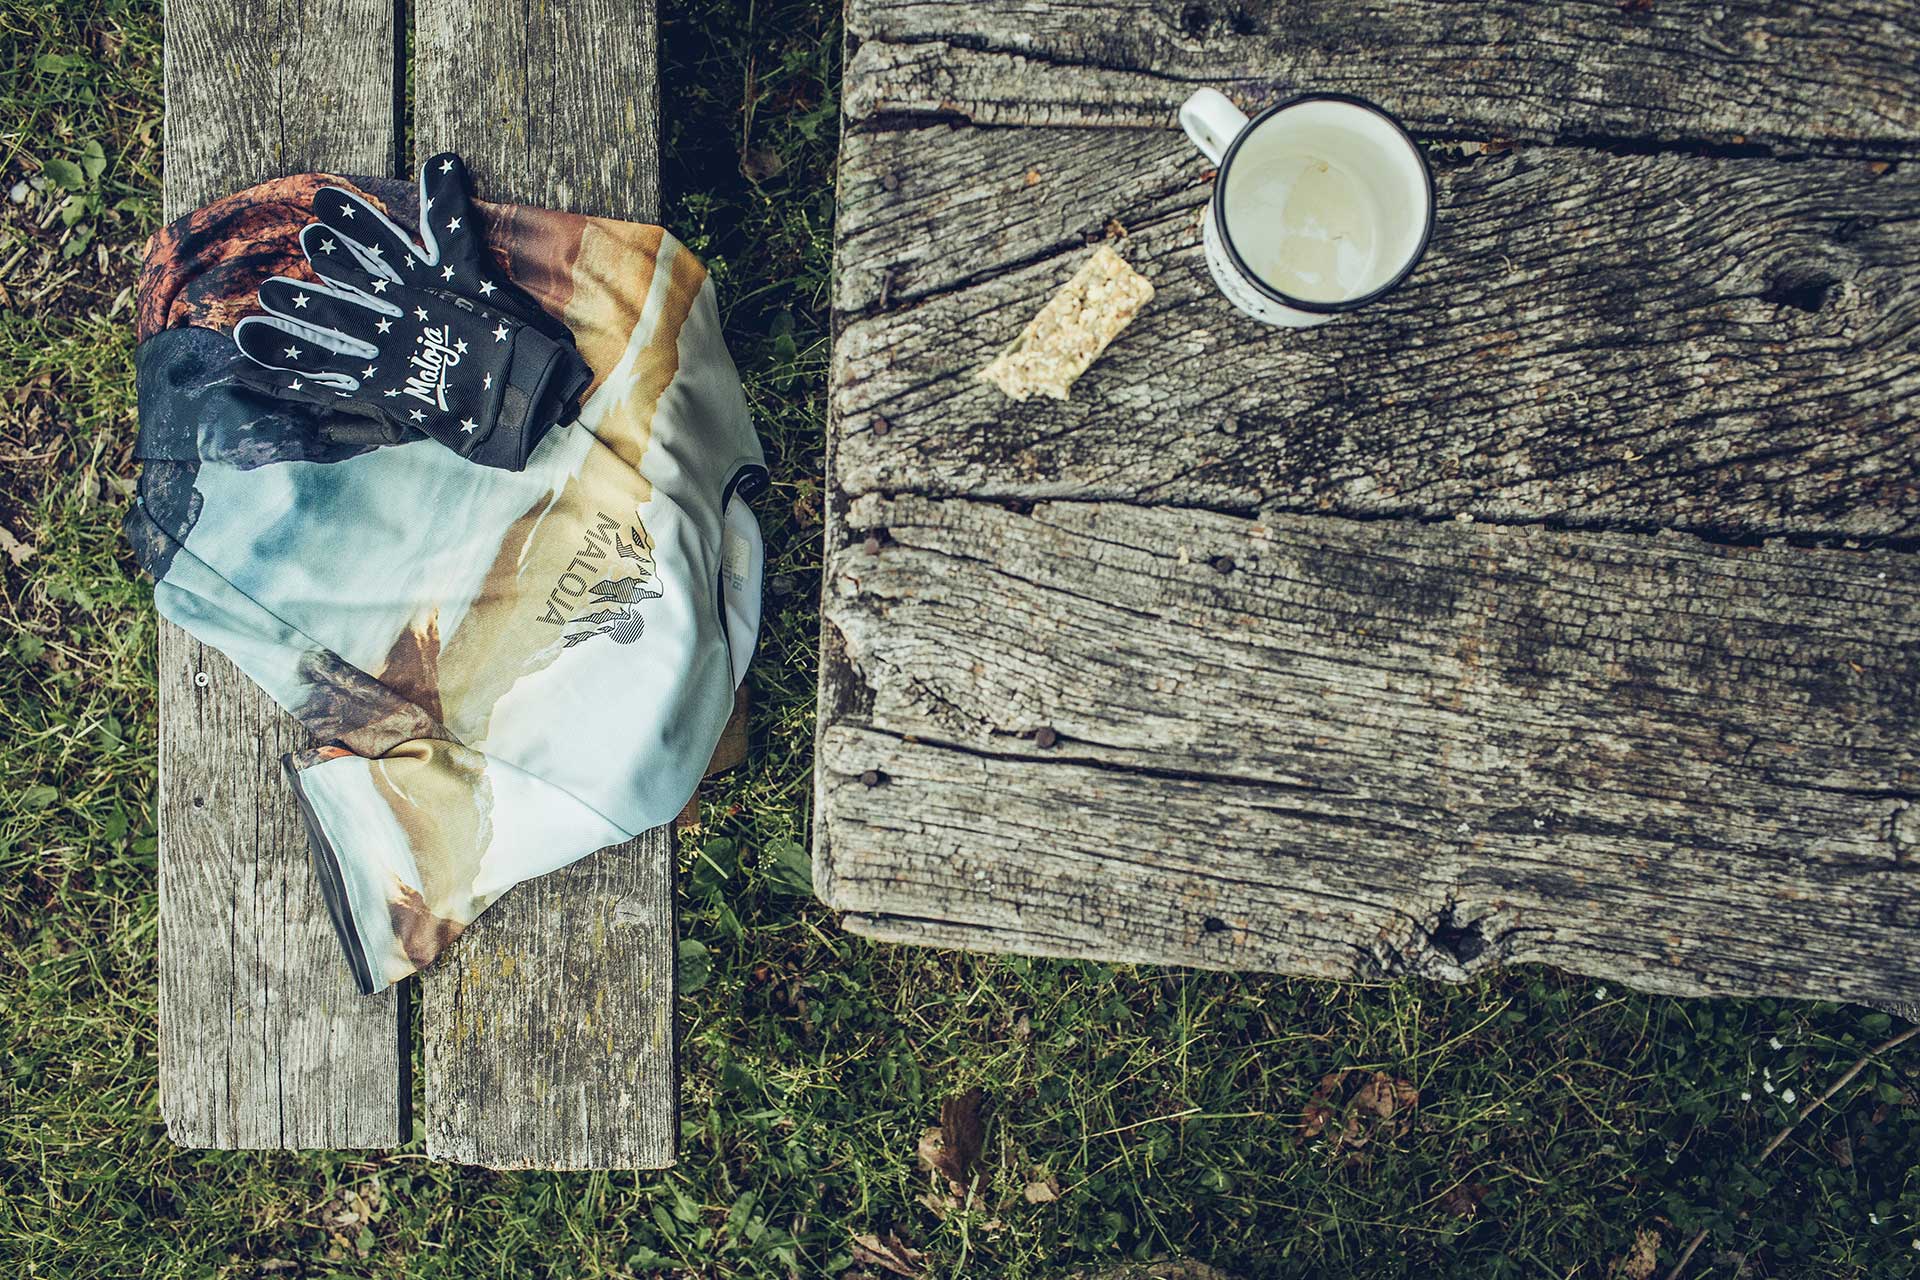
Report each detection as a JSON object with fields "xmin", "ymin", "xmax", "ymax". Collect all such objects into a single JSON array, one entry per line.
[
  {"xmin": 300, "ymin": 223, "xmax": 389, "ymax": 295},
  {"xmin": 298, "ymin": 226, "xmax": 430, "ymax": 314},
  {"xmin": 313, "ymin": 185, "xmax": 423, "ymax": 280},
  {"xmin": 416, "ymin": 152, "xmax": 479, "ymax": 269},
  {"xmin": 411, "ymin": 150, "xmax": 572, "ymax": 344},
  {"xmin": 256, "ymin": 277, "xmax": 390, "ymax": 355},
  {"xmin": 415, "ymin": 154, "xmax": 550, "ymax": 319},
  {"xmin": 233, "ymin": 314, "xmax": 372, "ymax": 392}
]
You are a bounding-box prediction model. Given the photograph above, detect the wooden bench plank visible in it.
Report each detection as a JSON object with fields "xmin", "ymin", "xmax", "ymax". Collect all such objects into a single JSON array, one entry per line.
[
  {"xmin": 414, "ymin": 0, "xmax": 676, "ymax": 1170},
  {"xmin": 819, "ymin": 495, "xmax": 1920, "ymax": 1003},
  {"xmin": 159, "ymin": 0, "xmax": 405, "ymax": 1149},
  {"xmin": 845, "ymin": 0, "xmax": 1920, "ymax": 150},
  {"xmin": 833, "ymin": 133, "xmax": 1920, "ymax": 541}
]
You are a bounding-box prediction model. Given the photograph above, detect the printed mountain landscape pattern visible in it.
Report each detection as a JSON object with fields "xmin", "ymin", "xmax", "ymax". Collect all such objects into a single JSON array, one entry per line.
[{"xmin": 127, "ymin": 174, "xmax": 766, "ymax": 994}]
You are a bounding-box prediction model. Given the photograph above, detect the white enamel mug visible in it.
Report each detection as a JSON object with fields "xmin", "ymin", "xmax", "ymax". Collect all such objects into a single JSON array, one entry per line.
[{"xmin": 1180, "ymin": 88, "xmax": 1435, "ymax": 327}]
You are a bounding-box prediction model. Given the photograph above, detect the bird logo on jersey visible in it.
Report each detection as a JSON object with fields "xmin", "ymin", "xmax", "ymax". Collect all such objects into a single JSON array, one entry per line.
[{"xmin": 552, "ymin": 515, "xmax": 660, "ymax": 648}]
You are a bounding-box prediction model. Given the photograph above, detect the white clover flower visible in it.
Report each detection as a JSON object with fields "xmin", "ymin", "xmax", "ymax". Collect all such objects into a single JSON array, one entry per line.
[
  {"xmin": 1740, "ymin": 1090, "xmax": 1751, "ymax": 1102},
  {"xmin": 1769, "ymin": 1036, "xmax": 1783, "ymax": 1050},
  {"xmin": 1782, "ymin": 1089, "xmax": 1797, "ymax": 1104},
  {"xmin": 1763, "ymin": 1080, "xmax": 1776, "ymax": 1094}
]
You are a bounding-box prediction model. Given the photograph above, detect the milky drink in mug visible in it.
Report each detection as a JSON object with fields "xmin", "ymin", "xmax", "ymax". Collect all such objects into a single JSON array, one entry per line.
[{"xmin": 1180, "ymin": 88, "xmax": 1435, "ymax": 327}]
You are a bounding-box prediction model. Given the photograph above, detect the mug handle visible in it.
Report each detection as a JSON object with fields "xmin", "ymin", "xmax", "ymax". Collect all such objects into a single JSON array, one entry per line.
[{"xmin": 1179, "ymin": 88, "xmax": 1249, "ymax": 166}]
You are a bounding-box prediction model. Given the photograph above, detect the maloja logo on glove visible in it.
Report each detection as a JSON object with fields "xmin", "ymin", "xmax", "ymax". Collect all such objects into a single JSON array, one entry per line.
[
  {"xmin": 230, "ymin": 152, "xmax": 592, "ymax": 472},
  {"xmin": 404, "ymin": 324, "xmax": 464, "ymax": 412}
]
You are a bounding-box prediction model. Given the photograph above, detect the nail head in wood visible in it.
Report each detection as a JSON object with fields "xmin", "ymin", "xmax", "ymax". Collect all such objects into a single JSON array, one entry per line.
[
  {"xmin": 863, "ymin": 533, "xmax": 882, "ymax": 555},
  {"xmin": 871, "ymin": 415, "xmax": 890, "ymax": 437},
  {"xmin": 1211, "ymin": 555, "xmax": 1235, "ymax": 574},
  {"xmin": 861, "ymin": 769, "xmax": 883, "ymax": 788},
  {"xmin": 1034, "ymin": 726, "xmax": 1058, "ymax": 749},
  {"xmin": 881, "ymin": 171, "xmax": 899, "ymax": 191}
]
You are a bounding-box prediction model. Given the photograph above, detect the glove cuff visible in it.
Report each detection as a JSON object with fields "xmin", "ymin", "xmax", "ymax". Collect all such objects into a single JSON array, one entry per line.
[{"xmin": 468, "ymin": 328, "xmax": 593, "ymax": 471}]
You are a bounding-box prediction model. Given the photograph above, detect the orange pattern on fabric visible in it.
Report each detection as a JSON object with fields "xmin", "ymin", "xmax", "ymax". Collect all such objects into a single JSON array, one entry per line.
[{"xmin": 366, "ymin": 737, "xmax": 495, "ymax": 960}]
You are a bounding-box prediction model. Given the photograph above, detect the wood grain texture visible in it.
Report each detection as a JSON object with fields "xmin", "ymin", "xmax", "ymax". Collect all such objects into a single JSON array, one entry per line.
[
  {"xmin": 415, "ymin": 0, "xmax": 661, "ymax": 222},
  {"xmin": 415, "ymin": 0, "xmax": 677, "ymax": 1170},
  {"xmin": 824, "ymin": 0, "xmax": 1920, "ymax": 1009},
  {"xmin": 834, "ymin": 136, "xmax": 1920, "ymax": 541},
  {"xmin": 819, "ymin": 496, "xmax": 1920, "ymax": 1002},
  {"xmin": 843, "ymin": 0, "xmax": 1920, "ymax": 151},
  {"xmin": 163, "ymin": 0, "xmax": 401, "ymax": 212},
  {"xmin": 160, "ymin": 0, "xmax": 404, "ymax": 1149},
  {"xmin": 420, "ymin": 834, "xmax": 677, "ymax": 1168}
]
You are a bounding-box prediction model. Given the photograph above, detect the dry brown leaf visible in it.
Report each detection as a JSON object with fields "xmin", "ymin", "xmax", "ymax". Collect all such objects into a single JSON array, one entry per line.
[
  {"xmin": 915, "ymin": 1127, "xmax": 944, "ymax": 1170},
  {"xmin": 1300, "ymin": 1070, "xmax": 1420, "ymax": 1155},
  {"xmin": 918, "ymin": 1087, "xmax": 986, "ymax": 1192},
  {"xmin": 1299, "ymin": 1070, "xmax": 1350, "ymax": 1142},
  {"xmin": 1353, "ymin": 1072, "xmax": 1420, "ymax": 1131},
  {"xmin": 1023, "ymin": 1175, "xmax": 1061, "ymax": 1204},
  {"xmin": 917, "ymin": 1189, "xmax": 959, "ymax": 1217},
  {"xmin": 851, "ymin": 1230, "xmax": 924, "ymax": 1278},
  {"xmin": 1439, "ymin": 1181, "xmax": 1488, "ymax": 1219},
  {"xmin": 1612, "ymin": 1227, "xmax": 1661, "ymax": 1280},
  {"xmin": 0, "ymin": 524, "xmax": 36, "ymax": 567},
  {"xmin": 741, "ymin": 146, "xmax": 787, "ymax": 184}
]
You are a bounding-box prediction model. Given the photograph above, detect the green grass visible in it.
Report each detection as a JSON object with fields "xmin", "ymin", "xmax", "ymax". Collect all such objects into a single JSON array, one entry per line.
[{"xmin": 3, "ymin": 2, "xmax": 1919, "ymax": 1277}]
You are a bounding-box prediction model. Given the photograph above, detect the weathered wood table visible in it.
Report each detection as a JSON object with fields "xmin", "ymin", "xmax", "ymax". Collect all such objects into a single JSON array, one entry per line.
[
  {"xmin": 159, "ymin": 0, "xmax": 677, "ymax": 1166},
  {"xmin": 817, "ymin": 0, "xmax": 1920, "ymax": 1006}
]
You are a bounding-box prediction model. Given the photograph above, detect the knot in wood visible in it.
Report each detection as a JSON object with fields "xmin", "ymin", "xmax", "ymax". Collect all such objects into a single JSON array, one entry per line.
[{"xmin": 1428, "ymin": 903, "xmax": 1489, "ymax": 966}]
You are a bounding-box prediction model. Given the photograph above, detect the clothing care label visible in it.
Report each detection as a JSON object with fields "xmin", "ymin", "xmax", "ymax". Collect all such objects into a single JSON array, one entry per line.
[{"xmin": 722, "ymin": 526, "xmax": 754, "ymax": 597}]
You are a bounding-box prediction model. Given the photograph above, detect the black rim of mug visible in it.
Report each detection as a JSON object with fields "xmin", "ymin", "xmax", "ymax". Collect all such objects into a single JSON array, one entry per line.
[{"xmin": 1211, "ymin": 91, "xmax": 1438, "ymax": 315}]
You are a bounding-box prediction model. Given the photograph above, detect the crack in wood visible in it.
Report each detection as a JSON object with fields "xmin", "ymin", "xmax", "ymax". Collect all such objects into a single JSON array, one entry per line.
[
  {"xmin": 843, "ymin": 1, "xmax": 1920, "ymax": 153},
  {"xmin": 817, "ymin": 495, "xmax": 1920, "ymax": 1001}
]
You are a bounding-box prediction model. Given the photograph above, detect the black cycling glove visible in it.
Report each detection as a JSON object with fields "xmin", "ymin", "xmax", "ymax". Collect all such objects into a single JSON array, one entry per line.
[{"xmin": 232, "ymin": 153, "xmax": 591, "ymax": 471}]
